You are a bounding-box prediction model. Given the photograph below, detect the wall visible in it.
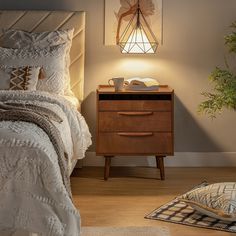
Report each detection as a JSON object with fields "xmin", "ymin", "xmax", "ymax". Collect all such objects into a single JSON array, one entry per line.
[{"xmin": 0, "ymin": 0, "xmax": 236, "ymax": 165}]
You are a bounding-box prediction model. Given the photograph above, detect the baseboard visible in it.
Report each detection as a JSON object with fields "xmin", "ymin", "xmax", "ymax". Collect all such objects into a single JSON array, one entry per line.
[{"xmin": 79, "ymin": 152, "xmax": 236, "ymax": 167}]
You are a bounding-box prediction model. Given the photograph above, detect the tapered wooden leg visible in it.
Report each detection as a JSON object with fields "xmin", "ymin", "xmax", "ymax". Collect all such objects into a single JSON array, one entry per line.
[
  {"xmin": 104, "ymin": 156, "xmax": 112, "ymax": 180},
  {"xmin": 155, "ymin": 156, "xmax": 159, "ymax": 168},
  {"xmin": 155, "ymin": 156, "xmax": 165, "ymax": 180}
]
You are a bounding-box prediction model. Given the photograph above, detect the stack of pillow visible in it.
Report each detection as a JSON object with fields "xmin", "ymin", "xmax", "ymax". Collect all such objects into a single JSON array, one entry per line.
[{"xmin": 0, "ymin": 28, "xmax": 75, "ymax": 97}]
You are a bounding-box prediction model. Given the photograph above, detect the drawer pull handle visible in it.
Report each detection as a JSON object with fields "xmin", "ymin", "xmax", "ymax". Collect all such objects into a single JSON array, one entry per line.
[
  {"xmin": 118, "ymin": 132, "xmax": 153, "ymax": 137},
  {"xmin": 118, "ymin": 112, "xmax": 153, "ymax": 116}
]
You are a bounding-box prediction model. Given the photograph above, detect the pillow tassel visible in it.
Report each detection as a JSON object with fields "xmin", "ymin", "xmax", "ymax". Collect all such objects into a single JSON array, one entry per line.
[{"xmin": 39, "ymin": 67, "xmax": 46, "ymax": 80}]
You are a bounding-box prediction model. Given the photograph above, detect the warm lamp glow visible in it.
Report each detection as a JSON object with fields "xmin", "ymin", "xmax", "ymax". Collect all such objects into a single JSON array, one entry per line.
[
  {"xmin": 121, "ymin": 26, "xmax": 155, "ymax": 54},
  {"xmin": 118, "ymin": 58, "xmax": 157, "ymax": 73}
]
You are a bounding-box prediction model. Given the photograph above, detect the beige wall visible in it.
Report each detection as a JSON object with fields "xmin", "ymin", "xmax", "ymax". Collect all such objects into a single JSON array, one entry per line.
[
  {"xmin": 81, "ymin": 0, "xmax": 236, "ymax": 152},
  {"xmin": 1, "ymin": 0, "xmax": 236, "ymax": 152}
]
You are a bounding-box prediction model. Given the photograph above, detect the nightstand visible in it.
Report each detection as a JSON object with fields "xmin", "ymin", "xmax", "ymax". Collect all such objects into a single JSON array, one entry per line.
[{"xmin": 96, "ymin": 85, "xmax": 174, "ymax": 180}]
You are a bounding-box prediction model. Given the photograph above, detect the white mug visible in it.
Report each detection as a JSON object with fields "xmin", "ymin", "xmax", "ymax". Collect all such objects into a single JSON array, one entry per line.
[{"xmin": 108, "ymin": 77, "xmax": 124, "ymax": 91}]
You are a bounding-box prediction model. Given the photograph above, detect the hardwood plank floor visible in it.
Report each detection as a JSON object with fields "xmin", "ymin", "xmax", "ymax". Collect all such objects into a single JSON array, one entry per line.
[{"xmin": 71, "ymin": 167, "xmax": 236, "ymax": 236}]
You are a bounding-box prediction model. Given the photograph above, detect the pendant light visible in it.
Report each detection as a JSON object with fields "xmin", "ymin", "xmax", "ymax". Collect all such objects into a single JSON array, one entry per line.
[{"xmin": 117, "ymin": 0, "xmax": 158, "ymax": 54}]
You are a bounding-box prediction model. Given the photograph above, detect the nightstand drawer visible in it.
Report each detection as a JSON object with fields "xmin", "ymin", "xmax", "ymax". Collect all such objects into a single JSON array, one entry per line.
[
  {"xmin": 99, "ymin": 111, "xmax": 172, "ymax": 132},
  {"xmin": 99, "ymin": 100, "xmax": 172, "ymax": 111},
  {"xmin": 97, "ymin": 132, "xmax": 173, "ymax": 155}
]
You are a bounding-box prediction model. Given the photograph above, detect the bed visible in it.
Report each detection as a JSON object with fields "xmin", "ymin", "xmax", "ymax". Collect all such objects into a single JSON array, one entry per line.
[{"xmin": 0, "ymin": 10, "xmax": 91, "ymax": 236}]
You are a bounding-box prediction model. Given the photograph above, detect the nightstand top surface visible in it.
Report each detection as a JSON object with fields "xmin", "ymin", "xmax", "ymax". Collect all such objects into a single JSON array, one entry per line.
[{"xmin": 97, "ymin": 85, "xmax": 173, "ymax": 94}]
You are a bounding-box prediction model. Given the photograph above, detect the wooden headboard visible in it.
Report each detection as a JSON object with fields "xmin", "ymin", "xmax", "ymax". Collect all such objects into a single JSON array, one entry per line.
[{"xmin": 0, "ymin": 10, "xmax": 85, "ymax": 102}]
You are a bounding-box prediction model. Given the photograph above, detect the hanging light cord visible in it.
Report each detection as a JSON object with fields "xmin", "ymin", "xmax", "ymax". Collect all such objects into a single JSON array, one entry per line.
[{"xmin": 137, "ymin": 0, "xmax": 140, "ymax": 28}]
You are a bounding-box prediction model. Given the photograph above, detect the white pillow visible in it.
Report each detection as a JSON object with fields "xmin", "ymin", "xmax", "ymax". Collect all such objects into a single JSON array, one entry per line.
[
  {"xmin": 0, "ymin": 45, "xmax": 66, "ymax": 94},
  {"xmin": 1, "ymin": 29, "xmax": 74, "ymax": 96},
  {"xmin": 178, "ymin": 182, "xmax": 236, "ymax": 222},
  {"xmin": 0, "ymin": 65, "xmax": 40, "ymax": 91}
]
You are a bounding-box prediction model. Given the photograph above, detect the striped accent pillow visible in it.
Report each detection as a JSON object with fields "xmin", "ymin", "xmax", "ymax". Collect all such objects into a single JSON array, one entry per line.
[
  {"xmin": 178, "ymin": 182, "xmax": 236, "ymax": 222},
  {"xmin": 0, "ymin": 66, "xmax": 41, "ymax": 91}
]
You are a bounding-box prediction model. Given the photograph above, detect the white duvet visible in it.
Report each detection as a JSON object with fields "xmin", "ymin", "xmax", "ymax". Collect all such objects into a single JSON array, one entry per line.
[{"xmin": 0, "ymin": 90, "xmax": 92, "ymax": 236}]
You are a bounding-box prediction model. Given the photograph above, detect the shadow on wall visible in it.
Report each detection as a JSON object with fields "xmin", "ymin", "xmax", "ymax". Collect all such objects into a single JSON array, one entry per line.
[
  {"xmin": 0, "ymin": 0, "xmax": 77, "ymax": 10},
  {"xmin": 174, "ymin": 96, "xmax": 221, "ymax": 152},
  {"xmin": 81, "ymin": 91, "xmax": 96, "ymax": 151}
]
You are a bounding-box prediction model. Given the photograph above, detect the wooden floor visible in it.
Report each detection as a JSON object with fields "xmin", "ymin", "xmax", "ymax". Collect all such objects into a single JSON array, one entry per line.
[{"xmin": 71, "ymin": 167, "xmax": 236, "ymax": 236}]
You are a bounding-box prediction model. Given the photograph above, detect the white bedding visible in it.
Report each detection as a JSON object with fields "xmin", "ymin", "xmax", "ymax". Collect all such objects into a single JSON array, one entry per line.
[{"xmin": 0, "ymin": 90, "xmax": 91, "ymax": 236}]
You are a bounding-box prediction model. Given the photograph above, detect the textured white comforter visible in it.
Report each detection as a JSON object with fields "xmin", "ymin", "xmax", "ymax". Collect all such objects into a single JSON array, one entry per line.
[{"xmin": 0, "ymin": 91, "xmax": 92, "ymax": 236}]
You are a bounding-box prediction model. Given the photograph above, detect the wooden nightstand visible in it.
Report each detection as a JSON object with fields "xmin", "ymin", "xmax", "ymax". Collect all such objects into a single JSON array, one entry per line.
[{"xmin": 96, "ymin": 85, "xmax": 174, "ymax": 180}]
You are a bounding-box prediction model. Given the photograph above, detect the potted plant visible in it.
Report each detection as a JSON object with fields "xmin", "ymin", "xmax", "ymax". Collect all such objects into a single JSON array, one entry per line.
[{"xmin": 198, "ymin": 21, "xmax": 236, "ymax": 118}]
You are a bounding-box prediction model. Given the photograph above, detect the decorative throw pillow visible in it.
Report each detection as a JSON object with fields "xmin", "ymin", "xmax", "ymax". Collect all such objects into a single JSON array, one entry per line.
[
  {"xmin": 178, "ymin": 182, "xmax": 236, "ymax": 222},
  {"xmin": 0, "ymin": 45, "xmax": 66, "ymax": 94},
  {"xmin": 1, "ymin": 29, "xmax": 74, "ymax": 96},
  {"xmin": 0, "ymin": 66, "xmax": 41, "ymax": 91}
]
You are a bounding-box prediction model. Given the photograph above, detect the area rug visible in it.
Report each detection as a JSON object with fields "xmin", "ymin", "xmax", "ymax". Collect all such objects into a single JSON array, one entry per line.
[
  {"xmin": 81, "ymin": 226, "xmax": 170, "ymax": 236},
  {"xmin": 145, "ymin": 182, "xmax": 236, "ymax": 233}
]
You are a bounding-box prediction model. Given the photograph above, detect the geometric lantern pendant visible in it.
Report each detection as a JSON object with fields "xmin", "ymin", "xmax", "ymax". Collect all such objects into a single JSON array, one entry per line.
[{"xmin": 118, "ymin": 0, "xmax": 158, "ymax": 54}]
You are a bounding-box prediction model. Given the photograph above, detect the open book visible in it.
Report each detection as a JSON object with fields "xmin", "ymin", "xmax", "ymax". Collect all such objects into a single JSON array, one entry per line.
[{"xmin": 124, "ymin": 77, "xmax": 160, "ymax": 91}]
